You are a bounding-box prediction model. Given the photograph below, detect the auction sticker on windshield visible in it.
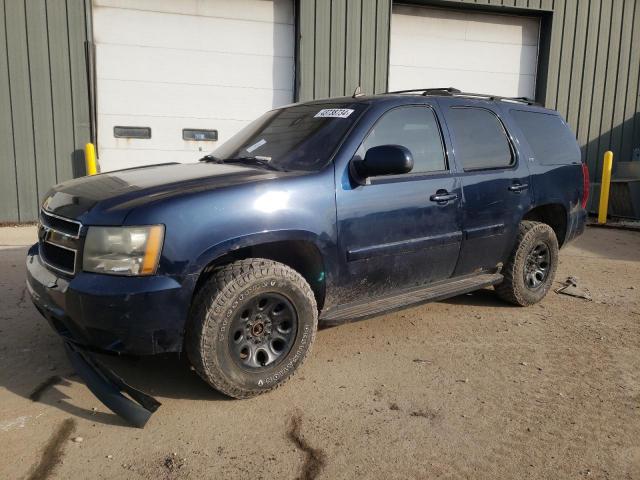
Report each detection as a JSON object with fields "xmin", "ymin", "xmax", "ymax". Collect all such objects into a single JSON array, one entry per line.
[{"xmin": 314, "ymin": 109, "xmax": 354, "ymax": 118}]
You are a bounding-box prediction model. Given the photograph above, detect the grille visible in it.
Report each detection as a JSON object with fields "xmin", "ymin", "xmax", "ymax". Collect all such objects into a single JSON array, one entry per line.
[
  {"xmin": 41, "ymin": 209, "xmax": 81, "ymax": 238},
  {"xmin": 39, "ymin": 209, "xmax": 83, "ymax": 276}
]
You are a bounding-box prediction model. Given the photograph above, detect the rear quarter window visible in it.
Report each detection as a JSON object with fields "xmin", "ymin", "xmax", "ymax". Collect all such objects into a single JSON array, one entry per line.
[{"xmin": 510, "ymin": 110, "xmax": 581, "ymax": 165}]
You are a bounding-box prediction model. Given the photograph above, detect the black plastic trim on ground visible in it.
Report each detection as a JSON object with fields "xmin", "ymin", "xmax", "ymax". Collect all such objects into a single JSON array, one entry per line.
[{"xmin": 64, "ymin": 341, "xmax": 161, "ymax": 428}]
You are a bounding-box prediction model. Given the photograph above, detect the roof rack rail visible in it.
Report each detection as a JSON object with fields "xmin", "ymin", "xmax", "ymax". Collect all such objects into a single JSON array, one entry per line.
[
  {"xmin": 383, "ymin": 87, "xmax": 540, "ymax": 106},
  {"xmin": 455, "ymin": 93, "xmax": 540, "ymax": 106},
  {"xmin": 505, "ymin": 96, "xmax": 539, "ymax": 105},
  {"xmin": 386, "ymin": 87, "xmax": 461, "ymax": 96}
]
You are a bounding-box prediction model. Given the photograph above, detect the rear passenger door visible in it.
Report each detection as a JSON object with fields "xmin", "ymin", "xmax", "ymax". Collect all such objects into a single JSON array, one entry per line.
[{"xmin": 439, "ymin": 99, "xmax": 532, "ymax": 276}]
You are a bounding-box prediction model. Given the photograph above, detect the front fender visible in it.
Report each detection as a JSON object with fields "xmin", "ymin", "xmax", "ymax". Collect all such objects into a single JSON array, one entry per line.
[{"xmin": 190, "ymin": 229, "xmax": 334, "ymax": 275}]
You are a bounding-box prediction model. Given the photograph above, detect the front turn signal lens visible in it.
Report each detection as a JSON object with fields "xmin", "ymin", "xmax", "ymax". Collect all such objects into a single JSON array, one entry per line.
[{"xmin": 140, "ymin": 225, "xmax": 164, "ymax": 275}]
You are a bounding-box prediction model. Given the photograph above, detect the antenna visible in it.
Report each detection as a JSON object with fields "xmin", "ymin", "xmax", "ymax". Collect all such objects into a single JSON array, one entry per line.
[{"xmin": 352, "ymin": 86, "xmax": 364, "ymax": 98}]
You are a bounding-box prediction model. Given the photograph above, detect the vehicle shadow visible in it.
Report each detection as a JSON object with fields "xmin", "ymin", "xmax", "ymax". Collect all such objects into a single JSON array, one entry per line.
[{"xmin": 439, "ymin": 288, "xmax": 509, "ymax": 307}]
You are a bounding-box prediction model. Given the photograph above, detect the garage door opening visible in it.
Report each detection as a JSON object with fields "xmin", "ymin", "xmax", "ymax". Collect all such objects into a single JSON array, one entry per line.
[
  {"xmin": 93, "ymin": 0, "xmax": 295, "ymax": 172},
  {"xmin": 389, "ymin": 5, "xmax": 540, "ymax": 99}
]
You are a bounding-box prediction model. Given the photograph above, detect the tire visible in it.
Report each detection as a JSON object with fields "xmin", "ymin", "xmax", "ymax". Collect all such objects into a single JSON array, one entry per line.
[
  {"xmin": 186, "ymin": 259, "xmax": 318, "ymax": 399},
  {"xmin": 495, "ymin": 221, "xmax": 559, "ymax": 307}
]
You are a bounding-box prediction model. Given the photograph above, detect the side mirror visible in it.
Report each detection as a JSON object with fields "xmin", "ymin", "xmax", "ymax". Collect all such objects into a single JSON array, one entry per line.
[{"xmin": 353, "ymin": 145, "xmax": 414, "ymax": 179}]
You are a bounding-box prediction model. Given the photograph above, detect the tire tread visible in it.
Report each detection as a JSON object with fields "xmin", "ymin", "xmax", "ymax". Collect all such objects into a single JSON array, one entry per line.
[
  {"xmin": 186, "ymin": 259, "xmax": 317, "ymax": 399},
  {"xmin": 495, "ymin": 221, "xmax": 558, "ymax": 306}
]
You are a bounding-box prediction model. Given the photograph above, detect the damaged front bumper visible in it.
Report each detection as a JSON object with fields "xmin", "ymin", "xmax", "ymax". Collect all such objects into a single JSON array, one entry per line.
[
  {"xmin": 26, "ymin": 243, "xmax": 194, "ymax": 355},
  {"xmin": 25, "ymin": 243, "xmax": 191, "ymax": 427},
  {"xmin": 64, "ymin": 341, "xmax": 160, "ymax": 428}
]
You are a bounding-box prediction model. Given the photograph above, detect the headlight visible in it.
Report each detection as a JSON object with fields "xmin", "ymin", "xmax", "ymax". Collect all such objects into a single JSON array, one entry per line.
[{"xmin": 83, "ymin": 225, "xmax": 164, "ymax": 276}]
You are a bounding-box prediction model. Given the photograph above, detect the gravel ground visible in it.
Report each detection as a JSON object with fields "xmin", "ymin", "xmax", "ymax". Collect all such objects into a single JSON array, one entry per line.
[{"xmin": 0, "ymin": 225, "xmax": 638, "ymax": 480}]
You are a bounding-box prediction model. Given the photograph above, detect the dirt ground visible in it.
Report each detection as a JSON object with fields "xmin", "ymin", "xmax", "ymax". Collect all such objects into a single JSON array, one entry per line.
[{"xmin": 0, "ymin": 225, "xmax": 638, "ymax": 480}]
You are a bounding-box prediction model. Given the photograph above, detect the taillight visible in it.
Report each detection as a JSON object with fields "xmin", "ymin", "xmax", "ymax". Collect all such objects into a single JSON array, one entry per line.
[{"xmin": 581, "ymin": 163, "xmax": 590, "ymax": 209}]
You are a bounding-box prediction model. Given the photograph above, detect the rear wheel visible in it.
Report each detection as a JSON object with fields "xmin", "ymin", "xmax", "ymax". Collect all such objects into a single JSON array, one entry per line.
[
  {"xmin": 495, "ymin": 221, "xmax": 559, "ymax": 306},
  {"xmin": 187, "ymin": 259, "xmax": 317, "ymax": 398}
]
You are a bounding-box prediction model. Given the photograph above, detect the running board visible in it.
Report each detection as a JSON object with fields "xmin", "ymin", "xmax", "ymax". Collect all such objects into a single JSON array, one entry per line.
[{"xmin": 320, "ymin": 273, "xmax": 503, "ymax": 323}]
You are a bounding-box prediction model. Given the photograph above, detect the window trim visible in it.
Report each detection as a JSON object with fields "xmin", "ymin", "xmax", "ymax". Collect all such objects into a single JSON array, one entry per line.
[
  {"xmin": 354, "ymin": 103, "xmax": 451, "ymax": 182},
  {"xmin": 449, "ymin": 105, "xmax": 518, "ymax": 172}
]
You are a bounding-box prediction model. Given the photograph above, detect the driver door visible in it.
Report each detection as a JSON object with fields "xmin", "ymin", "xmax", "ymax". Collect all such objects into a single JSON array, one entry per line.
[{"xmin": 335, "ymin": 104, "xmax": 463, "ymax": 304}]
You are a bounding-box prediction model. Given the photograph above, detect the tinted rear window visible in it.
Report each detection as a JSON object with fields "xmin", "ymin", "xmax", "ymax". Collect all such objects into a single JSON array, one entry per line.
[
  {"xmin": 447, "ymin": 107, "xmax": 513, "ymax": 170},
  {"xmin": 510, "ymin": 110, "xmax": 580, "ymax": 165}
]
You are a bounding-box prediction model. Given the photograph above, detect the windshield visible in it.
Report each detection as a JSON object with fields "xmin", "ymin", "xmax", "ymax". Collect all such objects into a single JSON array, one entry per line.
[{"xmin": 210, "ymin": 102, "xmax": 368, "ymax": 172}]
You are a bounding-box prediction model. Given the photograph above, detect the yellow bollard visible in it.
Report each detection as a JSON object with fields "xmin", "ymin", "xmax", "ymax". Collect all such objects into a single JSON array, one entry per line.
[
  {"xmin": 84, "ymin": 143, "xmax": 98, "ymax": 176},
  {"xmin": 597, "ymin": 150, "xmax": 613, "ymax": 224}
]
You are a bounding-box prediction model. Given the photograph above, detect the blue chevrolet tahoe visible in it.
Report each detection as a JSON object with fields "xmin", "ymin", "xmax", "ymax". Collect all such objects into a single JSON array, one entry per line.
[{"xmin": 27, "ymin": 88, "xmax": 588, "ymax": 401}]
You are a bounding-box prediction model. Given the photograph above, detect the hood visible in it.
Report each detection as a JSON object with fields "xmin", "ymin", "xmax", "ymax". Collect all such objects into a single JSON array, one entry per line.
[{"xmin": 43, "ymin": 162, "xmax": 300, "ymax": 225}]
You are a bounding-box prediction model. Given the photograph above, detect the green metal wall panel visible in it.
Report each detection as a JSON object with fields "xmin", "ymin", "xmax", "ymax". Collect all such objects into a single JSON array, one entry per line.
[
  {"xmin": 344, "ymin": 0, "xmax": 362, "ymax": 94},
  {"xmin": 359, "ymin": 1, "xmax": 377, "ymax": 95},
  {"xmin": 565, "ymin": 0, "xmax": 589, "ymax": 131},
  {"xmin": 0, "ymin": 0, "xmax": 91, "ymax": 222},
  {"xmin": 314, "ymin": 0, "xmax": 331, "ymax": 98},
  {"xmin": 620, "ymin": 2, "xmax": 640, "ymax": 162},
  {"xmin": 48, "ymin": 0, "xmax": 77, "ymax": 186},
  {"xmin": 374, "ymin": 0, "xmax": 391, "ymax": 93},
  {"xmin": 0, "ymin": 0, "xmax": 19, "ymax": 222},
  {"xmin": 329, "ymin": 0, "xmax": 346, "ymax": 96},
  {"xmin": 297, "ymin": 0, "xmax": 391, "ymax": 100},
  {"xmin": 297, "ymin": 0, "xmax": 640, "ymax": 186},
  {"xmin": 26, "ymin": 0, "xmax": 57, "ymax": 203},
  {"xmin": 67, "ymin": 0, "xmax": 92, "ymax": 178},
  {"xmin": 5, "ymin": 0, "xmax": 38, "ymax": 221}
]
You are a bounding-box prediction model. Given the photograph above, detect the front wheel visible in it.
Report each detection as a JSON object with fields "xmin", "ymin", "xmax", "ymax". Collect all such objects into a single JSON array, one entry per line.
[
  {"xmin": 186, "ymin": 259, "xmax": 318, "ymax": 398},
  {"xmin": 495, "ymin": 221, "xmax": 559, "ymax": 306}
]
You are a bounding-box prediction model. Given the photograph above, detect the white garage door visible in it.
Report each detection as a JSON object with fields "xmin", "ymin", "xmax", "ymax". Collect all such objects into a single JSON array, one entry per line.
[
  {"xmin": 93, "ymin": 0, "xmax": 294, "ymax": 172},
  {"xmin": 389, "ymin": 6, "xmax": 540, "ymax": 99}
]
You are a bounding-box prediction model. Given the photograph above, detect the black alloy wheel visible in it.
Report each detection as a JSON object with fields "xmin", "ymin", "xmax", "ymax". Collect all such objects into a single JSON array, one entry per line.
[
  {"xmin": 229, "ymin": 293, "xmax": 298, "ymax": 369},
  {"xmin": 523, "ymin": 242, "xmax": 551, "ymax": 289}
]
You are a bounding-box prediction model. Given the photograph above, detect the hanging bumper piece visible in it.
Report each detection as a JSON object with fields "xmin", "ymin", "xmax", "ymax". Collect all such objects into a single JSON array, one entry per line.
[{"xmin": 64, "ymin": 341, "xmax": 161, "ymax": 428}]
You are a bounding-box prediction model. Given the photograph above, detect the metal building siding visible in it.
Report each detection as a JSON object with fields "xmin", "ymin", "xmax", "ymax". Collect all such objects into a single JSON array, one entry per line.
[
  {"xmin": 0, "ymin": 0, "xmax": 91, "ymax": 223},
  {"xmin": 297, "ymin": 0, "xmax": 639, "ymax": 185},
  {"xmin": 297, "ymin": 0, "xmax": 392, "ymax": 100}
]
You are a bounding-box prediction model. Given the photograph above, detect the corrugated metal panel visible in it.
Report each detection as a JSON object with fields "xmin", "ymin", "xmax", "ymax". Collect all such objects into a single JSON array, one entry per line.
[
  {"xmin": 297, "ymin": 0, "xmax": 639, "ymax": 189},
  {"xmin": 0, "ymin": 0, "xmax": 91, "ymax": 222},
  {"xmin": 5, "ymin": 0, "xmax": 38, "ymax": 221},
  {"xmin": 329, "ymin": 0, "xmax": 346, "ymax": 96},
  {"xmin": 0, "ymin": 0, "xmax": 19, "ymax": 222},
  {"xmin": 297, "ymin": 0, "xmax": 391, "ymax": 100},
  {"xmin": 344, "ymin": 0, "xmax": 362, "ymax": 94}
]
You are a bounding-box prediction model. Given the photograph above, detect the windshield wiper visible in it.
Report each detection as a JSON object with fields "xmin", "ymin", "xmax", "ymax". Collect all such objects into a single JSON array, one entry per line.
[
  {"xmin": 199, "ymin": 154, "xmax": 224, "ymax": 163},
  {"xmin": 223, "ymin": 156, "xmax": 284, "ymax": 171}
]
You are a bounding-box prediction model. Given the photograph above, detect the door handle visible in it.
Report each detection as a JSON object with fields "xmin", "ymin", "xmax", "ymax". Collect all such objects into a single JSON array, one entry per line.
[
  {"xmin": 508, "ymin": 183, "xmax": 529, "ymax": 192},
  {"xmin": 430, "ymin": 191, "xmax": 458, "ymax": 203}
]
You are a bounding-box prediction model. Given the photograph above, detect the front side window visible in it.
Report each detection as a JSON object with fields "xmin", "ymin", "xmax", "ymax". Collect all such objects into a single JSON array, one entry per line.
[
  {"xmin": 212, "ymin": 102, "xmax": 368, "ymax": 172},
  {"xmin": 357, "ymin": 105, "xmax": 447, "ymax": 174},
  {"xmin": 447, "ymin": 107, "xmax": 513, "ymax": 170}
]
